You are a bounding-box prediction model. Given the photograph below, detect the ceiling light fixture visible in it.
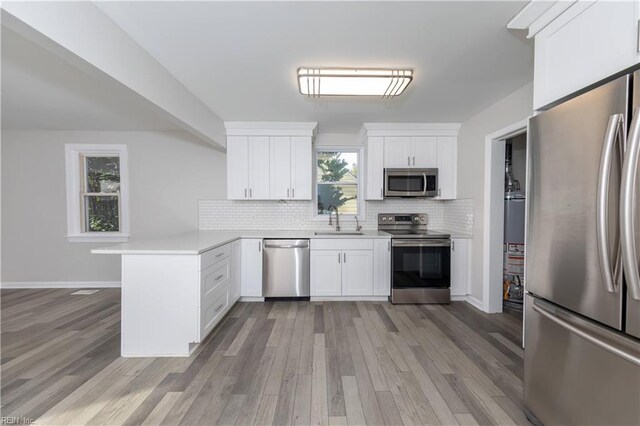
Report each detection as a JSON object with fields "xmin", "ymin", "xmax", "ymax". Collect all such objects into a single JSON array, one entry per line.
[{"xmin": 297, "ymin": 67, "xmax": 413, "ymax": 98}]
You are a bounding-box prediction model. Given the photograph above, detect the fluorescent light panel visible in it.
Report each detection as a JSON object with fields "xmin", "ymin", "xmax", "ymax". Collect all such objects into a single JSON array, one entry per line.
[{"xmin": 298, "ymin": 68, "xmax": 413, "ymax": 98}]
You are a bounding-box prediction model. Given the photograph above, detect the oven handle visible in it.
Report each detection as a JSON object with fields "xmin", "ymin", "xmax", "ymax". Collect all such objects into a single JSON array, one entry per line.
[{"xmin": 392, "ymin": 239, "xmax": 451, "ymax": 248}]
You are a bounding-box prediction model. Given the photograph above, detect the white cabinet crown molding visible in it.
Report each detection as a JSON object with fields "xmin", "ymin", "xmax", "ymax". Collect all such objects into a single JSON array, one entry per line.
[
  {"xmin": 224, "ymin": 122, "xmax": 318, "ymax": 137},
  {"xmin": 507, "ymin": 0, "xmax": 579, "ymax": 38},
  {"xmin": 359, "ymin": 123, "xmax": 461, "ymax": 140}
]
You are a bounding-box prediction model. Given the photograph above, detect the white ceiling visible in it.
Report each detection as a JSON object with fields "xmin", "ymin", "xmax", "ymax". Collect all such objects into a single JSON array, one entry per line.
[
  {"xmin": 2, "ymin": 1, "xmax": 533, "ymax": 133},
  {"xmin": 96, "ymin": 1, "xmax": 533, "ymax": 133},
  {"xmin": 1, "ymin": 26, "xmax": 181, "ymax": 131}
]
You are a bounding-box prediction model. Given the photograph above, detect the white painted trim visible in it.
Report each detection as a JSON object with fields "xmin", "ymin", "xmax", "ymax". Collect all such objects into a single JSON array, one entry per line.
[
  {"xmin": 451, "ymin": 295, "xmax": 467, "ymax": 301},
  {"xmin": 507, "ymin": 0, "xmax": 556, "ymax": 30},
  {"xmin": 238, "ymin": 297, "xmax": 265, "ymax": 302},
  {"xmin": 482, "ymin": 119, "xmax": 528, "ymax": 313},
  {"xmin": 224, "ymin": 122, "xmax": 318, "ymax": 137},
  {"xmin": 65, "ymin": 144, "xmax": 130, "ymax": 243},
  {"xmin": 1, "ymin": 281, "xmax": 121, "ymax": 289},
  {"xmin": 465, "ymin": 295, "xmax": 485, "ymax": 311},
  {"xmin": 311, "ymin": 296, "xmax": 389, "ymax": 302},
  {"xmin": 360, "ymin": 122, "xmax": 461, "ymax": 139}
]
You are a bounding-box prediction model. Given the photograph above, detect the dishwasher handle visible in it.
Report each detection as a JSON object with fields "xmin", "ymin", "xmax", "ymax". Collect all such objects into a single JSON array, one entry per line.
[{"xmin": 263, "ymin": 241, "xmax": 310, "ymax": 249}]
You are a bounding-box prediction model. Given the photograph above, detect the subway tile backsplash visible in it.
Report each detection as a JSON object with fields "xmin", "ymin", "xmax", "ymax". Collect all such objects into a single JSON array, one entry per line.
[{"xmin": 199, "ymin": 198, "xmax": 473, "ymax": 235}]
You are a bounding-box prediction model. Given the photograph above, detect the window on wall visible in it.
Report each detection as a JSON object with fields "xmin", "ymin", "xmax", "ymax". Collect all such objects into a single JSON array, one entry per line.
[
  {"xmin": 316, "ymin": 149, "xmax": 361, "ymax": 217},
  {"xmin": 65, "ymin": 144, "xmax": 129, "ymax": 242}
]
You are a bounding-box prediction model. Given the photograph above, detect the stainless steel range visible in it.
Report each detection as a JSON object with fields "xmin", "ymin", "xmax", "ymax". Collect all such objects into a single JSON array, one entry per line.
[{"xmin": 378, "ymin": 213, "xmax": 451, "ymax": 304}]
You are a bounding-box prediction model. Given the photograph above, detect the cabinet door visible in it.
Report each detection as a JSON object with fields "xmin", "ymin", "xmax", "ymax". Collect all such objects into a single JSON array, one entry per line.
[
  {"xmin": 226, "ymin": 136, "xmax": 249, "ymax": 200},
  {"xmin": 291, "ymin": 136, "xmax": 312, "ymax": 200},
  {"xmin": 436, "ymin": 136, "xmax": 457, "ymax": 199},
  {"xmin": 534, "ymin": 1, "xmax": 640, "ymax": 109},
  {"xmin": 373, "ymin": 239, "xmax": 391, "ymax": 296},
  {"xmin": 411, "ymin": 136, "xmax": 437, "ymax": 168},
  {"xmin": 450, "ymin": 239, "xmax": 469, "ymax": 297},
  {"xmin": 365, "ymin": 136, "xmax": 384, "ymax": 200},
  {"xmin": 241, "ymin": 239, "xmax": 263, "ymax": 297},
  {"xmin": 248, "ymin": 136, "xmax": 270, "ymax": 200},
  {"xmin": 384, "ymin": 136, "xmax": 412, "ymax": 168},
  {"xmin": 269, "ymin": 136, "xmax": 291, "ymax": 200},
  {"xmin": 342, "ymin": 250, "xmax": 374, "ymax": 296},
  {"xmin": 310, "ymin": 250, "xmax": 342, "ymax": 296},
  {"xmin": 230, "ymin": 239, "xmax": 242, "ymax": 302}
]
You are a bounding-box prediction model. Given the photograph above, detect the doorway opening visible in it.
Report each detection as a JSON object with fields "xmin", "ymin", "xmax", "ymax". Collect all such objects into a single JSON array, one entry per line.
[{"xmin": 482, "ymin": 120, "xmax": 528, "ymax": 317}]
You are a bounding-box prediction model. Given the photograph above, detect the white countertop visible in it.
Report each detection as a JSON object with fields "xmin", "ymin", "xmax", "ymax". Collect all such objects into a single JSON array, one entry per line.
[{"xmin": 92, "ymin": 230, "xmax": 392, "ymax": 255}]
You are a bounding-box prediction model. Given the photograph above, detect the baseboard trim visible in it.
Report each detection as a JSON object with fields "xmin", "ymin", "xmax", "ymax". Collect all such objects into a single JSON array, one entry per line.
[
  {"xmin": 0, "ymin": 281, "xmax": 121, "ymax": 289},
  {"xmin": 451, "ymin": 295, "xmax": 467, "ymax": 301},
  {"xmin": 311, "ymin": 296, "xmax": 389, "ymax": 302},
  {"xmin": 466, "ymin": 295, "xmax": 485, "ymax": 311}
]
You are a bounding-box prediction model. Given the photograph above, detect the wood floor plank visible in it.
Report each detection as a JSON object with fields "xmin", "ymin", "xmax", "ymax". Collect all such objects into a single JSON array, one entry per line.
[{"xmin": 1, "ymin": 291, "xmax": 526, "ymax": 426}]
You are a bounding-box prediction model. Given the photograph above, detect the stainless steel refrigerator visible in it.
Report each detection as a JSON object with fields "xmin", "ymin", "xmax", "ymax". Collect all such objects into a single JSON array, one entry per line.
[{"xmin": 526, "ymin": 70, "xmax": 640, "ymax": 425}]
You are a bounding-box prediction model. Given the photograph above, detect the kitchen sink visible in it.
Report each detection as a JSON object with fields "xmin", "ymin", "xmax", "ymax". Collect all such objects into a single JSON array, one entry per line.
[{"xmin": 314, "ymin": 231, "xmax": 364, "ymax": 236}]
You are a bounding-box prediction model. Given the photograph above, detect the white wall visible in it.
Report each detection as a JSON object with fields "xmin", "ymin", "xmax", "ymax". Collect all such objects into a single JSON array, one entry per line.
[
  {"xmin": 457, "ymin": 82, "xmax": 533, "ymax": 303},
  {"xmin": 1, "ymin": 130, "xmax": 226, "ymax": 284}
]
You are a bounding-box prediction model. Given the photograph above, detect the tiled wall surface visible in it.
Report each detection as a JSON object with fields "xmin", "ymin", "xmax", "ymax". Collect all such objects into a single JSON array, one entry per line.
[
  {"xmin": 199, "ymin": 198, "xmax": 473, "ymax": 234},
  {"xmin": 442, "ymin": 198, "xmax": 474, "ymax": 235}
]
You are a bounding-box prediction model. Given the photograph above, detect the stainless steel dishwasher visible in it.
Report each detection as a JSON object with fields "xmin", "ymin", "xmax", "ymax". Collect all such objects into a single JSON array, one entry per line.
[{"xmin": 263, "ymin": 239, "xmax": 310, "ymax": 299}]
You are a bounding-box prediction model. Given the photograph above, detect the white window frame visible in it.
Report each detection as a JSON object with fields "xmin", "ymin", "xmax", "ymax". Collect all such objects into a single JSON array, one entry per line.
[
  {"xmin": 65, "ymin": 144, "xmax": 130, "ymax": 243},
  {"xmin": 312, "ymin": 146, "xmax": 365, "ymax": 222}
]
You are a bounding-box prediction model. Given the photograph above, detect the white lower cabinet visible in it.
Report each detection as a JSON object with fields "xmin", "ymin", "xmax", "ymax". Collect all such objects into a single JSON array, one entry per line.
[
  {"xmin": 450, "ymin": 238, "xmax": 470, "ymax": 297},
  {"xmin": 241, "ymin": 238, "xmax": 263, "ymax": 297},
  {"xmin": 342, "ymin": 250, "xmax": 374, "ymax": 296},
  {"xmin": 310, "ymin": 238, "xmax": 387, "ymax": 297},
  {"xmin": 373, "ymin": 239, "xmax": 391, "ymax": 296},
  {"xmin": 230, "ymin": 239, "xmax": 242, "ymax": 302},
  {"xmin": 310, "ymin": 250, "xmax": 343, "ymax": 296}
]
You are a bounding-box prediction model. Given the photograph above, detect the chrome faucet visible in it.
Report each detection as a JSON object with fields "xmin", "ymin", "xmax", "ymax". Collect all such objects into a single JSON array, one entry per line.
[
  {"xmin": 327, "ymin": 205, "xmax": 340, "ymax": 231},
  {"xmin": 354, "ymin": 216, "xmax": 362, "ymax": 232}
]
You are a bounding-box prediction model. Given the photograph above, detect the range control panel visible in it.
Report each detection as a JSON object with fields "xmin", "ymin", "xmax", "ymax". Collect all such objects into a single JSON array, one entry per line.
[{"xmin": 378, "ymin": 213, "xmax": 426, "ymax": 226}]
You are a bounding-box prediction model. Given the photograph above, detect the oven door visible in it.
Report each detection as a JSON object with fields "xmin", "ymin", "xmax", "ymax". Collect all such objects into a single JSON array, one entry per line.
[
  {"xmin": 391, "ymin": 239, "xmax": 451, "ymax": 289},
  {"xmin": 384, "ymin": 168, "xmax": 438, "ymax": 197}
]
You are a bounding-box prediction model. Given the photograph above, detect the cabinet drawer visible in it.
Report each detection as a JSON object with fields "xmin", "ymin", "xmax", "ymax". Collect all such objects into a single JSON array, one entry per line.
[
  {"xmin": 201, "ymin": 283, "xmax": 229, "ymax": 339},
  {"xmin": 200, "ymin": 244, "xmax": 231, "ymax": 270},
  {"xmin": 201, "ymin": 259, "xmax": 230, "ymax": 306},
  {"xmin": 311, "ymin": 238, "xmax": 374, "ymax": 251}
]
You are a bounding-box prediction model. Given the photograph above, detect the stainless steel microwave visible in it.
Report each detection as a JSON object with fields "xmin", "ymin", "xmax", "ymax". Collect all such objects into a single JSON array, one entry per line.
[{"xmin": 384, "ymin": 168, "xmax": 438, "ymax": 197}]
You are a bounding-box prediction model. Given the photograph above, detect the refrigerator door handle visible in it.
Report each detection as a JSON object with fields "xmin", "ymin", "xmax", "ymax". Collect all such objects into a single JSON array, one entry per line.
[
  {"xmin": 533, "ymin": 301, "xmax": 640, "ymax": 366},
  {"xmin": 621, "ymin": 107, "xmax": 640, "ymax": 300},
  {"xmin": 596, "ymin": 114, "xmax": 625, "ymax": 292}
]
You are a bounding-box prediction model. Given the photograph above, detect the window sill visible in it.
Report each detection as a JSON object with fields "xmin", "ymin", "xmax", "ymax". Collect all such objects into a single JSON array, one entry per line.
[{"xmin": 66, "ymin": 234, "xmax": 130, "ymax": 243}]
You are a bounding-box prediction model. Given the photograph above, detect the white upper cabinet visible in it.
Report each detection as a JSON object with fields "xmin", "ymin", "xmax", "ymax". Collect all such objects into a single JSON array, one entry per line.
[
  {"xmin": 383, "ymin": 136, "xmax": 413, "ymax": 168},
  {"xmin": 361, "ymin": 123, "xmax": 460, "ymax": 200},
  {"xmin": 510, "ymin": 1, "xmax": 640, "ymax": 110},
  {"xmin": 269, "ymin": 136, "xmax": 291, "ymax": 200},
  {"xmin": 364, "ymin": 136, "xmax": 384, "ymax": 200},
  {"xmin": 225, "ymin": 122, "xmax": 317, "ymax": 201},
  {"xmin": 410, "ymin": 137, "xmax": 438, "ymax": 168},
  {"xmin": 436, "ymin": 137, "xmax": 457, "ymax": 199}
]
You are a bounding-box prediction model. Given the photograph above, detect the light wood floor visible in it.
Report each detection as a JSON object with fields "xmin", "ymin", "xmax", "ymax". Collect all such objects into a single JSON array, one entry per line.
[{"xmin": 1, "ymin": 289, "xmax": 527, "ymax": 425}]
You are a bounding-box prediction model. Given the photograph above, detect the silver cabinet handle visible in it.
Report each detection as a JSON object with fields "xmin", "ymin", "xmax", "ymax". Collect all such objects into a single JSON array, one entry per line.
[
  {"xmin": 244, "ymin": 188, "xmax": 247, "ymax": 198},
  {"xmin": 597, "ymin": 113, "xmax": 625, "ymax": 293},
  {"xmin": 214, "ymin": 303, "xmax": 225, "ymax": 313},
  {"xmin": 287, "ymin": 188, "xmax": 290, "ymax": 198},
  {"xmin": 533, "ymin": 301, "xmax": 640, "ymax": 366},
  {"xmin": 292, "ymin": 188, "xmax": 295, "ymax": 198},
  {"xmin": 438, "ymin": 188, "xmax": 441, "ymax": 197},
  {"xmin": 215, "ymin": 274, "xmax": 224, "ymax": 281},
  {"xmin": 452, "ymin": 240, "xmax": 455, "ymax": 251},
  {"xmin": 258, "ymin": 241, "xmax": 261, "ymax": 252},
  {"xmin": 621, "ymin": 107, "xmax": 640, "ymax": 300},
  {"xmin": 343, "ymin": 253, "xmax": 346, "ymax": 263},
  {"xmin": 249, "ymin": 188, "xmax": 252, "ymax": 198},
  {"xmin": 380, "ymin": 188, "xmax": 383, "ymax": 198},
  {"xmin": 338, "ymin": 252, "xmax": 341, "ymax": 263},
  {"xmin": 216, "ymin": 252, "xmax": 225, "ymax": 258},
  {"xmin": 412, "ymin": 156, "xmax": 415, "ymax": 166},
  {"xmin": 407, "ymin": 156, "xmax": 411, "ymax": 166},
  {"xmin": 387, "ymin": 241, "xmax": 391, "ymax": 251}
]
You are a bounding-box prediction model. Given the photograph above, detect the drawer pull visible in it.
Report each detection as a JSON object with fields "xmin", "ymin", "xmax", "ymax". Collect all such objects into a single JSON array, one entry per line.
[
  {"xmin": 214, "ymin": 303, "xmax": 225, "ymax": 313},
  {"xmin": 215, "ymin": 274, "xmax": 224, "ymax": 281},
  {"xmin": 215, "ymin": 252, "xmax": 225, "ymax": 258}
]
